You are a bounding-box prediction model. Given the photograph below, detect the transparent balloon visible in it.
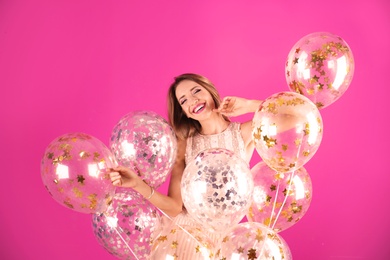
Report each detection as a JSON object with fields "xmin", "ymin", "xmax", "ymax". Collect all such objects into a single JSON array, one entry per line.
[
  {"xmin": 181, "ymin": 148, "xmax": 254, "ymax": 234},
  {"xmin": 247, "ymin": 161, "xmax": 313, "ymax": 232},
  {"xmin": 150, "ymin": 215, "xmax": 217, "ymax": 260},
  {"xmin": 41, "ymin": 132, "xmax": 117, "ymax": 214},
  {"xmin": 285, "ymin": 31, "xmax": 355, "ymax": 109},
  {"xmin": 92, "ymin": 188, "xmax": 162, "ymax": 260},
  {"xmin": 252, "ymin": 91, "xmax": 323, "ymax": 172},
  {"xmin": 110, "ymin": 110, "xmax": 177, "ymax": 189},
  {"xmin": 220, "ymin": 222, "xmax": 292, "ymax": 260}
]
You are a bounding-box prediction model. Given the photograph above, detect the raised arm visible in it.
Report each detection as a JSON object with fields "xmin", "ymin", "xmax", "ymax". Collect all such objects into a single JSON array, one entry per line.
[{"xmin": 109, "ymin": 137, "xmax": 187, "ymax": 217}]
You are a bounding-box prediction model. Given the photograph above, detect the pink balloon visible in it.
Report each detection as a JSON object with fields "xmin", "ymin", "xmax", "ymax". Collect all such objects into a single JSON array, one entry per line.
[
  {"xmin": 285, "ymin": 32, "xmax": 355, "ymax": 109},
  {"xmin": 252, "ymin": 91, "xmax": 323, "ymax": 173},
  {"xmin": 181, "ymin": 148, "xmax": 254, "ymax": 234},
  {"xmin": 41, "ymin": 132, "xmax": 117, "ymax": 214},
  {"xmin": 247, "ymin": 161, "xmax": 313, "ymax": 232},
  {"xmin": 110, "ymin": 110, "xmax": 177, "ymax": 189},
  {"xmin": 92, "ymin": 188, "xmax": 162, "ymax": 260},
  {"xmin": 220, "ymin": 222, "xmax": 292, "ymax": 260}
]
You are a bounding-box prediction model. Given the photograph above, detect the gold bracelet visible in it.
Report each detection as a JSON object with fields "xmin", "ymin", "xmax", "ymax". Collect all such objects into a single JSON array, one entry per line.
[{"xmin": 146, "ymin": 186, "xmax": 155, "ymax": 200}]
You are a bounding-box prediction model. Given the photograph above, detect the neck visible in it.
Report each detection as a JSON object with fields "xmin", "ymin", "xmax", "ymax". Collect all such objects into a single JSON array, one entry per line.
[{"xmin": 199, "ymin": 115, "xmax": 230, "ymax": 135}]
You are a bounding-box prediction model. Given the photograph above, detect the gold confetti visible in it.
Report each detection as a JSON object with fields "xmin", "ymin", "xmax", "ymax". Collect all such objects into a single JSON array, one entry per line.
[
  {"xmin": 93, "ymin": 152, "xmax": 101, "ymax": 162},
  {"xmin": 295, "ymin": 139, "xmax": 302, "ymax": 147},
  {"xmin": 63, "ymin": 199, "xmax": 74, "ymax": 209},
  {"xmin": 88, "ymin": 193, "xmax": 98, "ymax": 210},
  {"xmin": 275, "ymin": 172, "xmax": 284, "ymax": 180},
  {"xmin": 289, "ymin": 163, "xmax": 296, "ymax": 168},
  {"xmin": 79, "ymin": 151, "xmax": 90, "ymax": 159},
  {"xmin": 47, "ymin": 152, "xmax": 54, "ymax": 159},
  {"xmin": 263, "ymin": 135, "xmax": 277, "ymax": 148},
  {"xmin": 157, "ymin": 235, "xmax": 167, "ymax": 242},
  {"xmin": 171, "ymin": 240, "xmax": 178, "ymax": 249},
  {"xmin": 77, "ymin": 175, "xmax": 86, "ymax": 184},
  {"xmin": 303, "ymin": 123, "xmax": 310, "ymax": 136},
  {"xmin": 73, "ymin": 187, "xmax": 83, "ymax": 198},
  {"xmin": 266, "ymin": 102, "xmax": 277, "ymax": 114},
  {"xmin": 307, "ymin": 87, "xmax": 315, "ymax": 95},
  {"xmin": 248, "ymin": 207, "xmax": 254, "ymax": 218},
  {"xmin": 247, "ymin": 248, "xmax": 257, "ymax": 260},
  {"xmin": 252, "ymin": 127, "xmax": 262, "ymax": 142}
]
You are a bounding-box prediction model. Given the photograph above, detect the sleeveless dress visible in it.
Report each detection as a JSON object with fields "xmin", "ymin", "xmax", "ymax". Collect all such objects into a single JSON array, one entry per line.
[{"xmin": 151, "ymin": 122, "xmax": 247, "ymax": 259}]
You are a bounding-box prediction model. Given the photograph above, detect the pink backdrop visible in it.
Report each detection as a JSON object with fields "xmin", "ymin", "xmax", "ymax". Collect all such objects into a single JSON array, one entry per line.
[{"xmin": 1, "ymin": 0, "xmax": 389, "ymax": 259}]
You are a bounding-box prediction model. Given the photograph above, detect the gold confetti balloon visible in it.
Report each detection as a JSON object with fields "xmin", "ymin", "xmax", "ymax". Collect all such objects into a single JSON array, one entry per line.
[
  {"xmin": 220, "ymin": 222, "xmax": 292, "ymax": 260},
  {"xmin": 150, "ymin": 220, "xmax": 216, "ymax": 260},
  {"xmin": 252, "ymin": 91, "xmax": 323, "ymax": 173},
  {"xmin": 286, "ymin": 32, "xmax": 355, "ymax": 109},
  {"xmin": 181, "ymin": 148, "xmax": 254, "ymax": 234},
  {"xmin": 110, "ymin": 110, "xmax": 177, "ymax": 189},
  {"xmin": 41, "ymin": 132, "xmax": 117, "ymax": 214},
  {"xmin": 92, "ymin": 188, "xmax": 162, "ymax": 260},
  {"xmin": 246, "ymin": 162, "xmax": 313, "ymax": 232}
]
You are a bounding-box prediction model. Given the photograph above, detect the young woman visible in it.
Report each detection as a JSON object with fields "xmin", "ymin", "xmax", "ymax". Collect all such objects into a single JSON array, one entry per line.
[
  {"xmin": 109, "ymin": 73, "xmax": 262, "ymax": 258},
  {"xmin": 109, "ymin": 73, "xmax": 261, "ymax": 216}
]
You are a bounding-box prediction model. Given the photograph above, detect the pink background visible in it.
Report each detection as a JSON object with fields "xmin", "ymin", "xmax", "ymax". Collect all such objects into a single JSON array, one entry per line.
[{"xmin": 1, "ymin": 0, "xmax": 389, "ymax": 259}]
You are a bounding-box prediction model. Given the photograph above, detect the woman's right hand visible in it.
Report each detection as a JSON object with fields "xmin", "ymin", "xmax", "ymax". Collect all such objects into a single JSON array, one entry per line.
[{"xmin": 109, "ymin": 166, "xmax": 140, "ymax": 188}]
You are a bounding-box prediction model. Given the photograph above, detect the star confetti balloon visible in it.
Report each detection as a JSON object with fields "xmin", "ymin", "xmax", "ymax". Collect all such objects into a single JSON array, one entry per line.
[
  {"xmin": 252, "ymin": 91, "xmax": 323, "ymax": 173},
  {"xmin": 150, "ymin": 217, "xmax": 216, "ymax": 260},
  {"xmin": 110, "ymin": 110, "xmax": 177, "ymax": 189},
  {"xmin": 286, "ymin": 32, "xmax": 354, "ymax": 109},
  {"xmin": 247, "ymin": 162, "xmax": 313, "ymax": 232},
  {"xmin": 41, "ymin": 132, "xmax": 117, "ymax": 214},
  {"xmin": 220, "ymin": 222, "xmax": 292, "ymax": 260},
  {"xmin": 181, "ymin": 148, "xmax": 254, "ymax": 234},
  {"xmin": 92, "ymin": 188, "xmax": 162, "ymax": 260}
]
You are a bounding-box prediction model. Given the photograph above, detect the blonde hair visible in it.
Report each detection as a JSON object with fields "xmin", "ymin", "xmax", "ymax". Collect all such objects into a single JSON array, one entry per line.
[{"xmin": 167, "ymin": 73, "xmax": 229, "ymax": 139}]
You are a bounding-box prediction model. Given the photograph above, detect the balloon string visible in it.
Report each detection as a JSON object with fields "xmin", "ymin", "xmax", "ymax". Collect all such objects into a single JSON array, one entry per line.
[
  {"xmin": 270, "ymin": 171, "xmax": 296, "ymax": 230},
  {"xmin": 103, "ymin": 213, "xmax": 141, "ymax": 260},
  {"xmin": 270, "ymin": 131, "xmax": 303, "ymax": 230},
  {"xmin": 268, "ymin": 180, "xmax": 281, "ymax": 229},
  {"xmin": 254, "ymin": 228, "xmax": 273, "ymax": 258}
]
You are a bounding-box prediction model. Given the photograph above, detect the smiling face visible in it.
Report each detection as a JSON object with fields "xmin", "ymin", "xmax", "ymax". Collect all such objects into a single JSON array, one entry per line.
[{"xmin": 175, "ymin": 79, "xmax": 216, "ymax": 120}]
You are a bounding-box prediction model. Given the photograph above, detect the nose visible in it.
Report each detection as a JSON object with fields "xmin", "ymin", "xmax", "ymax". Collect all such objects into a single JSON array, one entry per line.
[{"xmin": 190, "ymin": 97, "xmax": 199, "ymax": 105}]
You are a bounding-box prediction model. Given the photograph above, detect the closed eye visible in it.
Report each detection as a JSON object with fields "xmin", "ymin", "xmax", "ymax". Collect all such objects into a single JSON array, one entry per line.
[{"xmin": 180, "ymin": 99, "xmax": 187, "ymax": 105}]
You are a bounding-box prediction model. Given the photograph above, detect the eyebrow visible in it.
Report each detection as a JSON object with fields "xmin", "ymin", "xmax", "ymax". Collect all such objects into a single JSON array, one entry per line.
[{"xmin": 178, "ymin": 86, "xmax": 198, "ymax": 101}]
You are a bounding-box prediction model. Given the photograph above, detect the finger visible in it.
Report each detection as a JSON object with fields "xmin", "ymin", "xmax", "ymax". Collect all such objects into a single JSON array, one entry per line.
[
  {"xmin": 112, "ymin": 179, "xmax": 121, "ymax": 186},
  {"xmin": 111, "ymin": 176, "xmax": 122, "ymax": 185},
  {"xmin": 112, "ymin": 165, "xmax": 126, "ymax": 171},
  {"xmin": 109, "ymin": 171, "xmax": 120, "ymax": 178}
]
